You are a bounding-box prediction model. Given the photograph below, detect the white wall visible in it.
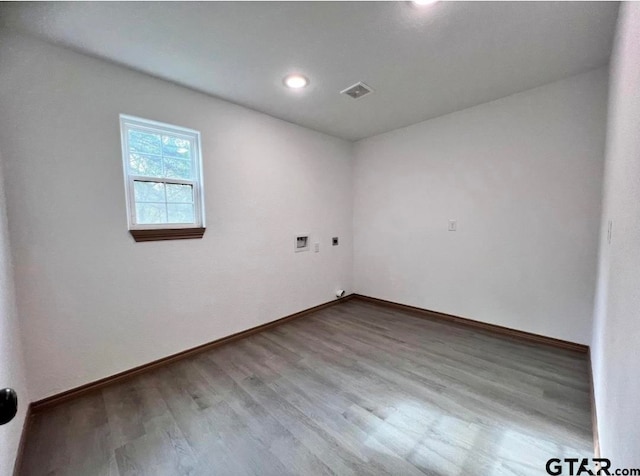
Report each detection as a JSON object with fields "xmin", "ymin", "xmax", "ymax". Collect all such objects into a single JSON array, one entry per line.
[
  {"xmin": 591, "ymin": 2, "xmax": 640, "ymax": 466},
  {"xmin": 353, "ymin": 68, "xmax": 608, "ymax": 345},
  {"xmin": 0, "ymin": 34, "xmax": 353, "ymax": 401},
  {"xmin": 0, "ymin": 148, "xmax": 30, "ymax": 475}
]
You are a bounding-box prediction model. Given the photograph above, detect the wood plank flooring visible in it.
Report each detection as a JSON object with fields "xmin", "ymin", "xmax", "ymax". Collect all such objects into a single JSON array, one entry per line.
[{"xmin": 19, "ymin": 299, "xmax": 593, "ymax": 476}]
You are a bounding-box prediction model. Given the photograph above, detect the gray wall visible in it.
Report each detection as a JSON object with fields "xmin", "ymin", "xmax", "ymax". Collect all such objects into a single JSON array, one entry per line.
[
  {"xmin": 591, "ymin": 2, "xmax": 640, "ymax": 466},
  {"xmin": 0, "ymin": 148, "xmax": 30, "ymax": 475},
  {"xmin": 353, "ymin": 68, "xmax": 608, "ymax": 345},
  {"xmin": 0, "ymin": 34, "xmax": 353, "ymax": 401}
]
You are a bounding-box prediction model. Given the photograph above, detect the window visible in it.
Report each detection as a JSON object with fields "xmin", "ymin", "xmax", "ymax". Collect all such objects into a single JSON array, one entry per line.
[{"xmin": 119, "ymin": 115, "xmax": 205, "ymax": 242}]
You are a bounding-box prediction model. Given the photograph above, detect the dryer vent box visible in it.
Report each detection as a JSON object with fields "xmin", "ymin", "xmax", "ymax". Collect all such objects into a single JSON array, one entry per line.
[{"xmin": 295, "ymin": 235, "xmax": 309, "ymax": 252}]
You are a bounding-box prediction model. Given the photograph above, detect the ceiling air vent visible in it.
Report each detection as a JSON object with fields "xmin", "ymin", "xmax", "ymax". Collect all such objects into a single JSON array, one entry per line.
[{"xmin": 340, "ymin": 82, "xmax": 373, "ymax": 100}]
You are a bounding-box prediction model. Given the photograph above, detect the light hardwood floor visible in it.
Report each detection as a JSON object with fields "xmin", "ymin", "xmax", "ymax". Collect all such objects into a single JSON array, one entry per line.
[{"xmin": 19, "ymin": 299, "xmax": 592, "ymax": 476}]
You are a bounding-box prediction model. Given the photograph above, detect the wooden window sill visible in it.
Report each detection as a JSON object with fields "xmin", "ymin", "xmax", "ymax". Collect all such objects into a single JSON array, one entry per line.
[{"xmin": 129, "ymin": 227, "xmax": 206, "ymax": 242}]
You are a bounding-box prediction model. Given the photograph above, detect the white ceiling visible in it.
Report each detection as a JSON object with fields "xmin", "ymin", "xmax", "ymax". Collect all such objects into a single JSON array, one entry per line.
[{"xmin": 0, "ymin": 2, "xmax": 619, "ymax": 141}]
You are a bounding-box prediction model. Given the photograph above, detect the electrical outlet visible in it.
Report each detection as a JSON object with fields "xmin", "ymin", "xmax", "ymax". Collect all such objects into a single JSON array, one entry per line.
[
  {"xmin": 314, "ymin": 242, "xmax": 320, "ymax": 253},
  {"xmin": 448, "ymin": 220, "xmax": 457, "ymax": 231},
  {"xmin": 332, "ymin": 237, "xmax": 339, "ymax": 246}
]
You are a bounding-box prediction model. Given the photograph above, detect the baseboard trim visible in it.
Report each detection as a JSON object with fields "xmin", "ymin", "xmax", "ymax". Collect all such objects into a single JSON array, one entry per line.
[
  {"xmin": 351, "ymin": 294, "xmax": 588, "ymax": 353},
  {"xmin": 23, "ymin": 292, "xmax": 597, "ymax": 466},
  {"xmin": 12, "ymin": 403, "xmax": 32, "ymax": 476},
  {"xmin": 29, "ymin": 293, "xmax": 589, "ymax": 413},
  {"xmin": 588, "ymin": 349, "xmax": 600, "ymax": 458},
  {"xmin": 31, "ymin": 295, "xmax": 353, "ymax": 412}
]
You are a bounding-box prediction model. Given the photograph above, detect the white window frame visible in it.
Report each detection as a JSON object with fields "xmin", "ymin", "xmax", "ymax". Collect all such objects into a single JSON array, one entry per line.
[{"xmin": 119, "ymin": 114, "xmax": 206, "ymax": 231}]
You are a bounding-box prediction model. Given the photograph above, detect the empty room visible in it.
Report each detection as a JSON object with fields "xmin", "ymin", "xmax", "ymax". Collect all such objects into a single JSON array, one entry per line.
[{"xmin": 0, "ymin": 1, "xmax": 639, "ymax": 475}]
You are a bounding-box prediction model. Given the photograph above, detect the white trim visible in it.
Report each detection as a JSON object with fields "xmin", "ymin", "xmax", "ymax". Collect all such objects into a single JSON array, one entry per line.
[
  {"xmin": 119, "ymin": 114, "xmax": 206, "ymax": 231},
  {"xmin": 120, "ymin": 114, "xmax": 201, "ymax": 137}
]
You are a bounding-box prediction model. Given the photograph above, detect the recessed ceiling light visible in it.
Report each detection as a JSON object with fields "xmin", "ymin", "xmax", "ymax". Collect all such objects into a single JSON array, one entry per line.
[
  {"xmin": 411, "ymin": 0, "xmax": 439, "ymax": 6},
  {"xmin": 283, "ymin": 74, "xmax": 309, "ymax": 89}
]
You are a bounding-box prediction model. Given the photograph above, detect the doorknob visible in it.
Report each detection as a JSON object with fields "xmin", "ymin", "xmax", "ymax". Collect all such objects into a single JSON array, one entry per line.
[{"xmin": 0, "ymin": 388, "xmax": 17, "ymax": 425}]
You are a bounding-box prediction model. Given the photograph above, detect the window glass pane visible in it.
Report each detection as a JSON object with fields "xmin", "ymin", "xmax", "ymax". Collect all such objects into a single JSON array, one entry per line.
[
  {"xmin": 164, "ymin": 157, "xmax": 192, "ymax": 179},
  {"xmin": 122, "ymin": 117, "xmax": 203, "ymax": 231},
  {"xmin": 134, "ymin": 181, "xmax": 165, "ymax": 202},
  {"xmin": 128, "ymin": 130, "xmax": 162, "ymax": 155},
  {"xmin": 167, "ymin": 203, "xmax": 195, "ymax": 224},
  {"xmin": 136, "ymin": 202, "xmax": 167, "ymax": 224},
  {"xmin": 162, "ymin": 135, "xmax": 191, "ymax": 159},
  {"xmin": 129, "ymin": 153, "xmax": 163, "ymax": 177},
  {"xmin": 166, "ymin": 183, "xmax": 193, "ymax": 203}
]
